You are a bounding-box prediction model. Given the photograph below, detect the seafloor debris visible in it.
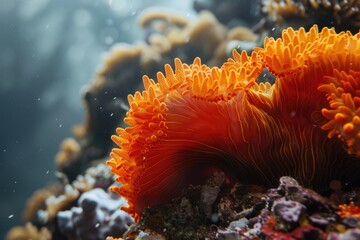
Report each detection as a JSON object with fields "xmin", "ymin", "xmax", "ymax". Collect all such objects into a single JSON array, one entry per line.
[{"xmin": 122, "ymin": 175, "xmax": 360, "ymax": 240}]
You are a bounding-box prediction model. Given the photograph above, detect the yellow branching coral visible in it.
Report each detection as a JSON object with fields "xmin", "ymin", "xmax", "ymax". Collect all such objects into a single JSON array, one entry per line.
[{"xmin": 107, "ymin": 25, "xmax": 360, "ymax": 221}]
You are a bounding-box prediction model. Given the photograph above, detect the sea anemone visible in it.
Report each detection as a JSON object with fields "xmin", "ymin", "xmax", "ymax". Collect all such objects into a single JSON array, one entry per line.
[
  {"xmin": 319, "ymin": 70, "xmax": 360, "ymax": 156},
  {"xmin": 107, "ymin": 25, "xmax": 360, "ymax": 221},
  {"xmin": 338, "ymin": 202, "xmax": 360, "ymax": 219}
]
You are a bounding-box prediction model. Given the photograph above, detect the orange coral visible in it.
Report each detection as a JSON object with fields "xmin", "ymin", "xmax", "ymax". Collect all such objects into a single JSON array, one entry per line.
[
  {"xmin": 338, "ymin": 202, "xmax": 360, "ymax": 219},
  {"xmin": 107, "ymin": 25, "xmax": 360, "ymax": 221},
  {"xmin": 319, "ymin": 70, "xmax": 360, "ymax": 156}
]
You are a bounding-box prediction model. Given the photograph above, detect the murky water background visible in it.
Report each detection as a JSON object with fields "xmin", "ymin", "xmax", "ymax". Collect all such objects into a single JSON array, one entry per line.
[{"xmin": 0, "ymin": 0, "xmax": 192, "ymax": 238}]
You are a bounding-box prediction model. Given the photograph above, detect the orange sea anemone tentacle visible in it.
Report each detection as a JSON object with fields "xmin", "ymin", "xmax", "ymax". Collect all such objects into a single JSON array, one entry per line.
[
  {"xmin": 338, "ymin": 202, "xmax": 360, "ymax": 219},
  {"xmin": 107, "ymin": 58, "xmax": 188, "ymax": 221},
  {"xmin": 107, "ymin": 57, "xmax": 281, "ymax": 220},
  {"xmin": 108, "ymin": 55, "xmax": 309, "ymax": 220},
  {"xmin": 319, "ymin": 70, "xmax": 360, "ymax": 156},
  {"xmin": 257, "ymin": 25, "xmax": 360, "ymax": 119}
]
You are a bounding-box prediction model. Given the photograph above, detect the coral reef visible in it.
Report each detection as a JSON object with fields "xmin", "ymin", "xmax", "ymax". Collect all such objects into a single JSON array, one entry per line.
[
  {"xmin": 263, "ymin": 0, "xmax": 360, "ymax": 33},
  {"xmin": 22, "ymin": 182, "xmax": 64, "ymax": 223},
  {"xmin": 193, "ymin": 0, "xmax": 261, "ymax": 27},
  {"xmin": 55, "ymin": 138, "xmax": 81, "ymax": 171},
  {"xmin": 7, "ymin": 4, "xmax": 261, "ymax": 238},
  {"xmin": 72, "ymin": 162, "xmax": 113, "ymax": 192},
  {"xmin": 37, "ymin": 184, "xmax": 80, "ymax": 224},
  {"xmin": 5, "ymin": 223, "xmax": 51, "ymax": 240},
  {"xmin": 57, "ymin": 188, "xmax": 133, "ymax": 239},
  {"xmin": 57, "ymin": 8, "xmax": 259, "ymax": 182},
  {"xmin": 36, "ymin": 163, "xmax": 116, "ymax": 225},
  {"xmin": 7, "ymin": 1, "xmax": 360, "ymax": 239},
  {"xmin": 138, "ymin": 8, "xmax": 259, "ymax": 66},
  {"xmin": 107, "ymin": 25, "xmax": 360, "ymax": 221},
  {"xmin": 6, "ymin": 163, "xmax": 129, "ymax": 239}
]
